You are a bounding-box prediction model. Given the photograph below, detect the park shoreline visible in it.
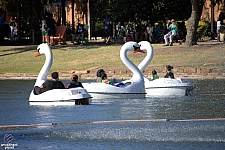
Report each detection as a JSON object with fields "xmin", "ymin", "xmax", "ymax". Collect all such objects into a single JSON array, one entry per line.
[
  {"xmin": 0, "ymin": 67, "xmax": 225, "ymax": 80},
  {"xmin": 1, "ymin": 40, "xmax": 225, "ymax": 80}
]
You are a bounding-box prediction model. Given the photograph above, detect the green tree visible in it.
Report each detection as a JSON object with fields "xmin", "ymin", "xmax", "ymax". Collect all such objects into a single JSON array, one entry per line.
[
  {"xmin": 185, "ymin": 0, "xmax": 223, "ymax": 46},
  {"xmin": 100, "ymin": 0, "xmax": 191, "ymax": 23}
]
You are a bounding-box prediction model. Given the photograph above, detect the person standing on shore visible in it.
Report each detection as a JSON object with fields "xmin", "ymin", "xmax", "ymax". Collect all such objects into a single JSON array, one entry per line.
[
  {"xmin": 41, "ymin": 17, "xmax": 47, "ymax": 43},
  {"xmin": 0, "ymin": 16, "xmax": 4, "ymax": 45},
  {"xmin": 46, "ymin": 13, "xmax": 57, "ymax": 46},
  {"xmin": 103, "ymin": 14, "xmax": 113, "ymax": 45},
  {"xmin": 134, "ymin": 13, "xmax": 145, "ymax": 42}
]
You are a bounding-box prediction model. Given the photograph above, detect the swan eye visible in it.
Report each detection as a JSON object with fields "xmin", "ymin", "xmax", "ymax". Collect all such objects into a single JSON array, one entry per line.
[
  {"xmin": 133, "ymin": 45, "xmax": 140, "ymax": 50},
  {"xmin": 37, "ymin": 48, "xmax": 40, "ymax": 52}
]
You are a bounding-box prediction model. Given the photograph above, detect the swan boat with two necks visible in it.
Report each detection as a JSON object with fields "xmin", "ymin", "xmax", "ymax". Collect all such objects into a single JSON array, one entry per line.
[
  {"xmin": 83, "ymin": 42, "xmax": 146, "ymax": 99},
  {"xmin": 138, "ymin": 41, "xmax": 194, "ymax": 96},
  {"xmin": 29, "ymin": 43, "xmax": 92, "ymax": 105}
]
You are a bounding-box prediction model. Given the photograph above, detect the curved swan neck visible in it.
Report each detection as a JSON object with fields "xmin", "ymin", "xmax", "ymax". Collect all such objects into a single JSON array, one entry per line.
[
  {"xmin": 35, "ymin": 47, "xmax": 53, "ymax": 86},
  {"xmin": 120, "ymin": 42, "xmax": 143, "ymax": 81},
  {"xmin": 138, "ymin": 41, "xmax": 154, "ymax": 73}
]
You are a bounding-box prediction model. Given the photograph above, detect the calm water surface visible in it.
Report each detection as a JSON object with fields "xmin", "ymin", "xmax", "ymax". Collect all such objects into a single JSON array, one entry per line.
[{"xmin": 0, "ymin": 79, "xmax": 225, "ymax": 150}]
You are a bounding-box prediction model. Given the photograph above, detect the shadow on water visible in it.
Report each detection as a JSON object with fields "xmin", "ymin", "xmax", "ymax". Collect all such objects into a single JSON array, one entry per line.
[{"xmin": 192, "ymin": 79, "xmax": 225, "ymax": 96}]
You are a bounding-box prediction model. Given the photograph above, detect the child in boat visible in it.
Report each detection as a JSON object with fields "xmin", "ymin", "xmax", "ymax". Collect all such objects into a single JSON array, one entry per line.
[
  {"xmin": 66, "ymin": 74, "xmax": 83, "ymax": 88},
  {"xmin": 101, "ymin": 73, "xmax": 111, "ymax": 84},
  {"xmin": 152, "ymin": 70, "xmax": 159, "ymax": 80},
  {"xmin": 164, "ymin": 65, "xmax": 175, "ymax": 79}
]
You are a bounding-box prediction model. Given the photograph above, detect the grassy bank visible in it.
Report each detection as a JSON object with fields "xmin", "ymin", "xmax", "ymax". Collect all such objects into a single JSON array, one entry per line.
[{"xmin": 0, "ymin": 41, "xmax": 225, "ymax": 74}]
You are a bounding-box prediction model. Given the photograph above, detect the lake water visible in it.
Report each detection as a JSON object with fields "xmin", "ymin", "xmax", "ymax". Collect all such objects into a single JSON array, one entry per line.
[{"xmin": 0, "ymin": 79, "xmax": 225, "ymax": 150}]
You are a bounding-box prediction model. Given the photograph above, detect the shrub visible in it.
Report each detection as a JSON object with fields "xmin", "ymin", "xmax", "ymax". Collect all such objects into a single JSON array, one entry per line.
[
  {"xmin": 95, "ymin": 21, "xmax": 104, "ymax": 32},
  {"xmin": 196, "ymin": 21, "xmax": 210, "ymax": 41}
]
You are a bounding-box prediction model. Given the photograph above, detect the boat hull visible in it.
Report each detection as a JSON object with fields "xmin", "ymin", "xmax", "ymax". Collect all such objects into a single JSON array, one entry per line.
[
  {"xmin": 29, "ymin": 87, "xmax": 92, "ymax": 105},
  {"xmin": 87, "ymin": 92, "xmax": 146, "ymax": 99},
  {"xmin": 144, "ymin": 78, "xmax": 194, "ymax": 97},
  {"xmin": 83, "ymin": 82, "xmax": 146, "ymax": 99}
]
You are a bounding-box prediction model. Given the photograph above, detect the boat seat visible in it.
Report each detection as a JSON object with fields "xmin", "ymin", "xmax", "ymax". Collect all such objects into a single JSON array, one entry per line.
[{"xmin": 124, "ymin": 82, "xmax": 132, "ymax": 86}]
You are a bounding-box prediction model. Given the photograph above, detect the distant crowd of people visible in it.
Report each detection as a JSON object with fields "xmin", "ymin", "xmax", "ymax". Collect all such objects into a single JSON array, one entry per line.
[{"xmin": 111, "ymin": 13, "xmax": 187, "ymax": 46}]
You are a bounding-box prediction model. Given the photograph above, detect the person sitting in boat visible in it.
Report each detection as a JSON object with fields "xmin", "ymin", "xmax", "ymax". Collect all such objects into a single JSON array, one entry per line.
[
  {"xmin": 101, "ymin": 73, "xmax": 112, "ymax": 84},
  {"xmin": 66, "ymin": 74, "xmax": 83, "ymax": 88},
  {"xmin": 152, "ymin": 70, "xmax": 159, "ymax": 80},
  {"xmin": 164, "ymin": 65, "xmax": 175, "ymax": 79},
  {"xmin": 96, "ymin": 69, "xmax": 105, "ymax": 82},
  {"xmin": 96, "ymin": 68, "xmax": 119, "ymax": 85},
  {"xmin": 34, "ymin": 72, "xmax": 65, "ymax": 95}
]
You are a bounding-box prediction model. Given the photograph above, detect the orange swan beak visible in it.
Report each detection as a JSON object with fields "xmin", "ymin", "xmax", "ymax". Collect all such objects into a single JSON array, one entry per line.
[
  {"xmin": 133, "ymin": 47, "xmax": 145, "ymax": 53},
  {"xmin": 35, "ymin": 52, "xmax": 41, "ymax": 57}
]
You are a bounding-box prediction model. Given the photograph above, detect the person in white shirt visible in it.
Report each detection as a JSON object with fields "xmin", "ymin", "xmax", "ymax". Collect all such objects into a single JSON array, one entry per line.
[{"xmin": 146, "ymin": 23, "xmax": 154, "ymax": 42}]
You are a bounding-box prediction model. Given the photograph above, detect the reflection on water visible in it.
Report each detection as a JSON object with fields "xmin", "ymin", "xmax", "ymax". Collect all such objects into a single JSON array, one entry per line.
[
  {"xmin": 0, "ymin": 79, "xmax": 225, "ymax": 149},
  {"xmin": 0, "ymin": 121, "xmax": 224, "ymax": 149}
]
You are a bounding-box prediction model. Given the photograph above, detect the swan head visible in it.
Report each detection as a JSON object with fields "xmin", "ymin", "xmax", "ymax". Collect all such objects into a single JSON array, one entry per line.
[
  {"xmin": 132, "ymin": 45, "xmax": 145, "ymax": 53},
  {"xmin": 138, "ymin": 41, "xmax": 153, "ymax": 51},
  {"xmin": 35, "ymin": 43, "xmax": 51, "ymax": 57}
]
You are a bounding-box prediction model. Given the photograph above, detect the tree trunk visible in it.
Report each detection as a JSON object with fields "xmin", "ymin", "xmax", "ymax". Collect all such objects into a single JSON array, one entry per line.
[
  {"xmin": 61, "ymin": 0, "xmax": 66, "ymax": 26},
  {"xmin": 185, "ymin": 0, "xmax": 205, "ymax": 46},
  {"xmin": 17, "ymin": 0, "xmax": 22, "ymax": 39},
  {"xmin": 30, "ymin": 0, "xmax": 42, "ymax": 44},
  {"xmin": 72, "ymin": 0, "xmax": 75, "ymax": 31}
]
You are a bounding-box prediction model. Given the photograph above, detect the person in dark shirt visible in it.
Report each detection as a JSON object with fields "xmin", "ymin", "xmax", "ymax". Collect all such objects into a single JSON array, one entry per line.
[
  {"xmin": 134, "ymin": 13, "xmax": 145, "ymax": 42},
  {"xmin": 72, "ymin": 24, "xmax": 86, "ymax": 44},
  {"xmin": 164, "ymin": 65, "xmax": 175, "ymax": 79},
  {"xmin": 0, "ymin": 16, "xmax": 4, "ymax": 45},
  {"xmin": 34, "ymin": 72, "xmax": 65, "ymax": 95},
  {"xmin": 45, "ymin": 13, "xmax": 57, "ymax": 46},
  {"xmin": 66, "ymin": 74, "xmax": 83, "ymax": 88},
  {"xmin": 126, "ymin": 24, "xmax": 134, "ymax": 42},
  {"xmin": 103, "ymin": 14, "xmax": 113, "ymax": 45}
]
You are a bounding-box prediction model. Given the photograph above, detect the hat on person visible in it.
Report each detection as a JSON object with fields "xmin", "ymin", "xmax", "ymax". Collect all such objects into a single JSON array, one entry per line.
[{"xmin": 51, "ymin": 72, "xmax": 59, "ymax": 79}]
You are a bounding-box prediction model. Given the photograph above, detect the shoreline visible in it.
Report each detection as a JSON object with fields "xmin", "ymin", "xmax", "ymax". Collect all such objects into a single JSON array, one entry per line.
[
  {"xmin": 1, "ymin": 40, "xmax": 225, "ymax": 80},
  {"xmin": 1, "ymin": 69, "xmax": 225, "ymax": 80}
]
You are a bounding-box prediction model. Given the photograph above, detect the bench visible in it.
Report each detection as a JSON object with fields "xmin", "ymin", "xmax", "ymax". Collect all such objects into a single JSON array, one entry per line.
[{"xmin": 51, "ymin": 26, "xmax": 67, "ymax": 45}]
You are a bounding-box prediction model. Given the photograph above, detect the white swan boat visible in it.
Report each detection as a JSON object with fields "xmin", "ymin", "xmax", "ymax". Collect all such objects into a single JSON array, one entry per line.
[
  {"xmin": 29, "ymin": 43, "xmax": 92, "ymax": 105},
  {"xmin": 83, "ymin": 42, "xmax": 146, "ymax": 99},
  {"xmin": 138, "ymin": 41, "xmax": 194, "ymax": 96}
]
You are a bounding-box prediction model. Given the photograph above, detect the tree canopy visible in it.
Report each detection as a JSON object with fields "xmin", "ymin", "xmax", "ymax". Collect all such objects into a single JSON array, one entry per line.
[
  {"xmin": 0, "ymin": 0, "xmax": 223, "ymax": 46},
  {"xmin": 92, "ymin": 0, "xmax": 192, "ymax": 23}
]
